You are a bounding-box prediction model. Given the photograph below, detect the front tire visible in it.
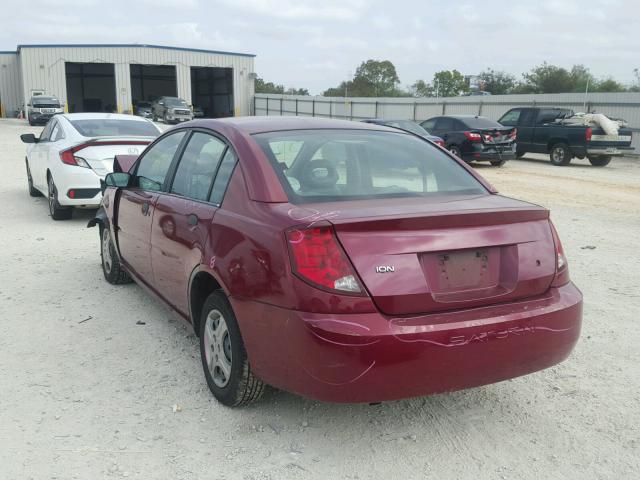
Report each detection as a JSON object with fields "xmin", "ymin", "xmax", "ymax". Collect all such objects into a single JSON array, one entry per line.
[
  {"xmin": 588, "ymin": 155, "xmax": 612, "ymax": 167},
  {"xmin": 549, "ymin": 143, "xmax": 572, "ymax": 166},
  {"xmin": 47, "ymin": 175, "xmax": 72, "ymax": 220},
  {"xmin": 199, "ymin": 291, "xmax": 264, "ymax": 407},
  {"xmin": 101, "ymin": 227, "xmax": 132, "ymax": 284},
  {"xmin": 26, "ymin": 159, "xmax": 42, "ymax": 197}
]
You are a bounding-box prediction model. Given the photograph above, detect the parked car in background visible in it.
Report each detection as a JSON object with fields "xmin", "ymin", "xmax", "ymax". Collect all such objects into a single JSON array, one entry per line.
[
  {"xmin": 462, "ymin": 91, "xmax": 492, "ymax": 96},
  {"xmin": 90, "ymin": 117, "xmax": 582, "ymax": 407},
  {"xmin": 151, "ymin": 96, "xmax": 193, "ymax": 124},
  {"xmin": 361, "ymin": 119, "xmax": 445, "ymax": 146},
  {"xmin": 193, "ymin": 105, "xmax": 205, "ymax": 118},
  {"xmin": 27, "ymin": 96, "xmax": 64, "ymax": 126},
  {"xmin": 20, "ymin": 113, "xmax": 161, "ymax": 220},
  {"xmin": 134, "ymin": 101, "xmax": 153, "ymax": 119},
  {"xmin": 498, "ymin": 107, "xmax": 634, "ymax": 166},
  {"xmin": 421, "ymin": 115, "xmax": 516, "ymax": 166}
]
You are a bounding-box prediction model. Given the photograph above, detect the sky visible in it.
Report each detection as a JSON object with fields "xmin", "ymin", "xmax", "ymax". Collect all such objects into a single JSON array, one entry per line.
[{"xmin": 2, "ymin": 0, "xmax": 639, "ymax": 94}]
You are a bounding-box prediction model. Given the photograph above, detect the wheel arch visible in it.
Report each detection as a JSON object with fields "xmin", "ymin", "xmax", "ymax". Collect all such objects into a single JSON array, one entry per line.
[
  {"xmin": 547, "ymin": 138, "xmax": 570, "ymax": 152},
  {"xmin": 188, "ymin": 266, "xmax": 229, "ymax": 337}
]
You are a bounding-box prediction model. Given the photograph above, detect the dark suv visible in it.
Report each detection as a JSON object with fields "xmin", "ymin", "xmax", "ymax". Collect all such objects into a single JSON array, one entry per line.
[
  {"xmin": 151, "ymin": 97, "xmax": 193, "ymax": 124},
  {"xmin": 27, "ymin": 96, "xmax": 64, "ymax": 126}
]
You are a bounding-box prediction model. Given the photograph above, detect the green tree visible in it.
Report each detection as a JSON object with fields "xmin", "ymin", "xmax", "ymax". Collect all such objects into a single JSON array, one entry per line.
[
  {"xmin": 323, "ymin": 59, "xmax": 401, "ymax": 97},
  {"xmin": 569, "ymin": 65, "xmax": 595, "ymax": 93},
  {"xmin": 477, "ymin": 69, "xmax": 516, "ymax": 95},
  {"xmin": 520, "ymin": 63, "xmax": 575, "ymax": 93},
  {"xmin": 592, "ymin": 78, "xmax": 627, "ymax": 92},
  {"xmin": 285, "ymin": 87, "xmax": 310, "ymax": 95},
  {"xmin": 255, "ymin": 76, "xmax": 285, "ymax": 94},
  {"xmin": 431, "ymin": 70, "xmax": 468, "ymax": 97},
  {"xmin": 409, "ymin": 79, "xmax": 431, "ymax": 97}
]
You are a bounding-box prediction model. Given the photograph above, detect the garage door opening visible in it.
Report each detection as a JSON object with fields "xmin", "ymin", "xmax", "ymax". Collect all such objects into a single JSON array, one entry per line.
[
  {"xmin": 130, "ymin": 64, "xmax": 177, "ymax": 108},
  {"xmin": 191, "ymin": 67, "xmax": 234, "ymax": 118},
  {"xmin": 65, "ymin": 62, "xmax": 116, "ymax": 113}
]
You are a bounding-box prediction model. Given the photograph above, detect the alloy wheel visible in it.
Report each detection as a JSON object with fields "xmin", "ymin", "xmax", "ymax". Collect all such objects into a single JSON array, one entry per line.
[
  {"xmin": 552, "ymin": 147, "xmax": 564, "ymax": 162},
  {"xmin": 102, "ymin": 228, "xmax": 113, "ymax": 274},
  {"xmin": 203, "ymin": 309, "xmax": 232, "ymax": 388},
  {"xmin": 48, "ymin": 177, "xmax": 56, "ymax": 215}
]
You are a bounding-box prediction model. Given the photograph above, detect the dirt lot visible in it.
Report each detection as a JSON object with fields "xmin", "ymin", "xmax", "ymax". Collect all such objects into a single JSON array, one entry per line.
[{"xmin": 1, "ymin": 118, "xmax": 638, "ymax": 480}]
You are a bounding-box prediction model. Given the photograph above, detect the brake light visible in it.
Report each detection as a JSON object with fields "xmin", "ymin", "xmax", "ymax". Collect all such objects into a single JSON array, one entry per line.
[
  {"xmin": 286, "ymin": 225, "xmax": 363, "ymax": 294},
  {"xmin": 549, "ymin": 221, "xmax": 570, "ymax": 287},
  {"xmin": 60, "ymin": 140, "xmax": 150, "ymax": 167},
  {"xmin": 585, "ymin": 127, "xmax": 592, "ymax": 142},
  {"xmin": 463, "ymin": 131, "xmax": 482, "ymax": 142}
]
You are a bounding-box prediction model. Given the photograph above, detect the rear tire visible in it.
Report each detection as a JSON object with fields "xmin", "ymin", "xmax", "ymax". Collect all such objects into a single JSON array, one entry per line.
[
  {"xmin": 448, "ymin": 145, "xmax": 462, "ymax": 158},
  {"xmin": 588, "ymin": 155, "xmax": 612, "ymax": 167},
  {"xmin": 199, "ymin": 290, "xmax": 265, "ymax": 407},
  {"xmin": 549, "ymin": 143, "xmax": 572, "ymax": 166},
  {"xmin": 26, "ymin": 159, "xmax": 42, "ymax": 197},
  {"xmin": 101, "ymin": 227, "xmax": 132, "ymax": 284},
  {"xmin": 490, "ymin": 159, "xmax": 507, "ymax": 167},
  {"xmin": 47, "ymin": 175, "xmax": 72, "ymax": 220}
]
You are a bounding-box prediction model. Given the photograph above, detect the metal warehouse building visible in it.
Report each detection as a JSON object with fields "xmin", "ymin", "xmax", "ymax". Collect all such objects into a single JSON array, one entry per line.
[{"xmin": 0, "ymin": 44, "xmax": 256, "ymax": 118}]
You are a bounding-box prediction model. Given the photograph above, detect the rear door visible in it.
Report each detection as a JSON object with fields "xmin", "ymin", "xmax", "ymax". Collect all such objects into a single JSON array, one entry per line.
[
  {"xmin": 433, "ymin": 117, "xmax": 455, "ymax": 144},
  {"xmin": 150, "ymin": 131, "xmax": 228, "ymax": 314},
  {"xmin": 30, "ymin": 119, "xmax": 56, "ymax": 190},
  {"xmin": 116, "ymin": 130, "xmax": 187, "ymax": 284}
]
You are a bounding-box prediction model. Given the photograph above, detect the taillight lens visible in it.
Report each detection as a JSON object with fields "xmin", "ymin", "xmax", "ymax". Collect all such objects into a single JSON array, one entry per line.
[
  {"xmin": 549, "ymin": 221, "xmax": 570, "ymax": 287},
  {"xmin": 464, "ymin": 131, "xmax": 482, "ymax": 142},
  {"xmin": 585, "ymin": 127, "xmax": 592, "ymax": 142},
  {"xmin": 60, "ymin": 144, "xmax": 92, "ymax": 168},
  {"xmin": 435, "ymin": 139, "xmax": 445, "ymax": 147},
  {"xmin": 286, "ymin": 225, "xmax": 363, "ymax": 294}
]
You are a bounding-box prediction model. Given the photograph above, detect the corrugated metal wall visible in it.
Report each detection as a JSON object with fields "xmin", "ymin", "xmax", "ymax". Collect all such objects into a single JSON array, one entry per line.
[
  {"xmin": 0, "ymin": 52, "xmax": 23, "ymax": 117},
  {"xmin": 13, "ymin": 45, "xmax": 255, "ymax": 116},
  {"xmin": 255, "ymin": 92, "xmax": 640, "ymax": 152}
]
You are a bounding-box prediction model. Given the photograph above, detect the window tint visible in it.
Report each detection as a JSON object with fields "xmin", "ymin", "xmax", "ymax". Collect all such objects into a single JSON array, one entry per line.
[
  {"xmin": 499, "ymin": 109, "xmax": 521, "ymax": 126},
  {"xmin": 40, "ymin": 120, "xmax": 55, "ymax": 142},
  {"xmin": 459, "ymin": 117, "xmax": 501, "ymax": 129},
  {"xmin": 253, "ymin": 130, "xmax": 486, "ymax": 204},
  {"xmin": 136, "ymin": 131, "xmax": 186, "ymax": 191},
  {"xmin": 267, "ymin": 140, "xmax": 304, "ymax": 168},
  {"xmin": 171, "ymin": 132, "xmax": 226, "ymax": 201},
  {"xmin": 420, "ymin": 119, "xmax": 437, "ymax": 131},
  {"xmin": 209, "ymin": 149, "xmax": 237, "ymax": 205},
  {"xmin": 537, "ymin": 109, "xmax": 563, "ymax": 125},
  {"xmin": 435, "ymin": 118, "xmax": 453, "ymax": 131},
  {"xmin": 69, "ymin": 119, "xmax": 160, "ymax": 137}
]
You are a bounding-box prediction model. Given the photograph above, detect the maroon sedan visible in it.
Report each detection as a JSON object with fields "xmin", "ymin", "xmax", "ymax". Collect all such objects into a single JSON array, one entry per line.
[{"xmin": 91, "ymin": 117, "xmax": 582, "ymax": 406}]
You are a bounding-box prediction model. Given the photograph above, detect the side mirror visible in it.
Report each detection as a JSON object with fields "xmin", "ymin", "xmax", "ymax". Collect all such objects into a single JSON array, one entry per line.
[
  {"xmin": 103, "ymin": 172, "xmax": 131, "ymax": 193},
  {"xmin": 20, "ymin": 133, "xmax": 38, "ymax": 144}
]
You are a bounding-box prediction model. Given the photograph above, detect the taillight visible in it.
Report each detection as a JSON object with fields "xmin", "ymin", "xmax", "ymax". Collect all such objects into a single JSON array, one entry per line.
[
  {"xmin": 60, "ymin": 143, "xmax": 91, "ymax": 168},
  {"xmin": 435, "ymin": 139, "xmax": 445, "ymax": 147},
  {"xmin": 585, "ymin": 127, "xmax": 592, "ymax": 142},
  {"xmin": 549, "ymin": 221, "xmax": 570, "ymax": 287},
  {"xmin": 463, "ymin": 131, "xmax": 482, "ymax": 142},
  {"xmin": 286, "ymin": 225, "xmax": 363, "ymax": 294}
]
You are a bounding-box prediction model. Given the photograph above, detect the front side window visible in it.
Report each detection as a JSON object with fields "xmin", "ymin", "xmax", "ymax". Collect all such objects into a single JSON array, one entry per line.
[
  {"xmin": 499, "ymin": 109, "xmax": 521, "ymax": 126},
  {"xmin": 253, "ymin": 129, "xmax": 487, "ymax": 204},
  {"xmin": 135, "ymin": 131, "xmax": 186, "ymax": 191},
  {"xmin": 171, "ymin": 132, "xmax": 227, "ymax": 201}
]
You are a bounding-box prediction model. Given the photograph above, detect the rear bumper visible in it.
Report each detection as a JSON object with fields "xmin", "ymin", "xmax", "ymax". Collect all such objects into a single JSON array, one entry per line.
[
  {"xmin": 462, "ymin": 144, "xmax": 516, "ymax": 162},
  {"xmin": 586, "ymin": 146, "xmax": 634, "ymax": 156},
  {"xmin": 53, "ymin": 166, "xmax": 103, "ymax": 207},
  {"xmin": 232, "ymin": 282, "xmax": 582, "ymax": 403}
]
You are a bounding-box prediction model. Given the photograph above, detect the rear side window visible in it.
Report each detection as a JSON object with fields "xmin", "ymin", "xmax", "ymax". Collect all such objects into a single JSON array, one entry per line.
[
  {"xmin": 421, "ymin": 118, "xmax": 437, "ymax": 131},
  {"xmin": 435, "ymin": 118, "xmax": 453, "ymax": 130},
  {"xmin": 171, "ymin": 132, "xmax": 226, "ymax": 201},
  {"xmin": 70, "ymin": 119, "xmax": 159, "ymax": 137},
  {"xmin": 536, "ymin": 109, "xmax": 564, "ymax": 125},
  {"xmin": 209, "ymin": 149, "xmax": 237, "ymax": 205},
  {"xmin": 135, "ymin": 131, "xmax": 186, "ymax": 191},
  {"xmin": 253, "ymin": 129, "xmax": 487, "ymax": 204}
]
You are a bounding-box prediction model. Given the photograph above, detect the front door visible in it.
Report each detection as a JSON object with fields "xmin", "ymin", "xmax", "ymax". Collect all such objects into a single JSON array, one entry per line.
[
  {"xmin": 116, "ymin": 130, "xmax": 187, "ymax": 284},
  {"xmin": 150, "ymin": 131, "xmax": 228, "ymax": 314}
]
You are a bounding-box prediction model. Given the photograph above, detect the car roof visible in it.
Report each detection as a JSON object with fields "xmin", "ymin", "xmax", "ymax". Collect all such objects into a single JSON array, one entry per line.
[
  {"xmin": 61, "ymin": 113, "xmax": 152, "ymax": 122},
  {"xmin": 188, "ymin": 116, "xmax": 394, "ymax": 135}
]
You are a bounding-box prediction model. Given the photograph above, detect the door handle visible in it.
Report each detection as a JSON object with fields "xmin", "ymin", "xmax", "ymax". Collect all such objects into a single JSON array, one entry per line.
[
  {"xmin": 142, "ymin": 202, "xmax": 150, "ymax": 215},
  {"xmin": 187, "ymin": 214, "xmax": 198, "ymax": 226}
]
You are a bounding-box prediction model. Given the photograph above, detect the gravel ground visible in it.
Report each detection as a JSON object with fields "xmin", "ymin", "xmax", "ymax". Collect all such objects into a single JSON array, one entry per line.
[{"xmin": 1, "ymin": 118, "xmax": 638, "ymax": 480}]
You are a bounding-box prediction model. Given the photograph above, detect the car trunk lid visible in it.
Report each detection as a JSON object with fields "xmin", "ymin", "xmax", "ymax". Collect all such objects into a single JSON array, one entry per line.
[
  {"xmin": 74, "ymin": 138, "xmax": 153, "ymax": 177},
  {"xmin": 306, "ymin": 194, "xmax": 556, "ymax": 315}
]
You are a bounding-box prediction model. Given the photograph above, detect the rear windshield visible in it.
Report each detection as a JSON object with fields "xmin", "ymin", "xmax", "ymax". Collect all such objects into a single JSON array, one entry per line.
[
  {"xmin": 460, "ymin": 117, "xmax": 501, "ymax": 129},
  {"xmin": 69, "ymin": 119, "xmax": 160, "ymax": 137},
  {"xmin": 253, "ymin": 129, "xmax": 486, "ymax": 203},
  {"xmin": 384, "ymin": 120, "xmax": 428, "ymax": 135}
]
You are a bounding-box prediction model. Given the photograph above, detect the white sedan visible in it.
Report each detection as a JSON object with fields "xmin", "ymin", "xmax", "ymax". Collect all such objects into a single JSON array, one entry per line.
[{"xmin": 21, "ymin": 113, "xmax": 162, "ymax": 220}]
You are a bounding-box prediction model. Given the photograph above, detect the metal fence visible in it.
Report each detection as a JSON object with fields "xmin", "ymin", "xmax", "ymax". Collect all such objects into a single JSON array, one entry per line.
[{"xmin": 254, "ymin": 92, "xmax": 640, "ymax": 153}]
